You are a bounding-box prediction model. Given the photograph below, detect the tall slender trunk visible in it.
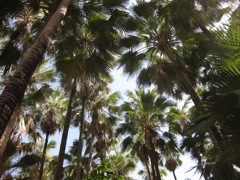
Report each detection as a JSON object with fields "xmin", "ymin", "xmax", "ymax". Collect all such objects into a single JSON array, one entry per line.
[
  {"xmin": 86, "ymin": 107, "xmax": 99, "ymax": 176},
  {"xmin": 86, "ymin": 133, "xmax": 95, "ymax": 176},
  {"xmin": 149, "ymin": 138, "xmax": 161, "ymax": 180},
  {"xmin": 199, "ymin": 25, "xmax": 215, "ymax": 41},
  {"xmin": 76, "ymin": 98, "xmax": 86, "ymax": 180},
  {"xmin": 153, "ymin": 154, "xmax": 161, "ymax": 180},
  {"xmin": 39, "ymin": 131, "xmax": 50, "ymax": 180},
  {"xmin": 54, "ymin": 78, "xmax": 77, "ymax": 180},
  {"xmin": 0, "ymin": 0, "xmax": 72, "ymax": 138},
  {"xmin": 163, "ymin": 50, "xmax": 224, "ymax": 153},
  {"xmin": 172, "ymin": 170, "xmax": 177, "ymax": 180},
  {"xmin": 180, "ymin": 72, "xmax": 224, "ymax": 153},
  {"xmin": 149, "ymin": 155, "xmax": 156, "ymax": 180},
  {"xmin": 0, "ymin": 106, "xmax": 19, "ymax": 158},
  {"xmin": 148, "ymin": 138, "xmax": 157, "ymax": 180},
  {"xmin": 144, "ymin": 161, "xmax": 151, "ymax": 180}
]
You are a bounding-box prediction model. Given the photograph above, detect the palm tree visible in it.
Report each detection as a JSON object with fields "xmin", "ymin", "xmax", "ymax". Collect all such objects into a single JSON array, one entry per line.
[
  {"xmin": 165, "ymin": 156, "xmax": 179, "ymax": 180},
  {"xmin": 0, "ymin": 132, "xmax": 42, "ymax": 178},
  {"xmin": 0, "ymin": 105, "xmax": 20, "ymax": 158},
  {"xmin": 0, "ymin": 0, "xmax": 72, "ymax": 139},
  {"xmin": 119, "ymin": 0, "xmax": 229, "ymax": 153},
  {"xmin": 0, "ymin": 60, "xmax": 56, "ymax": 157},
  {"xmin": 53, "ymin": 0, "xmax": 136, "ymax": 177},
  {"xmin": 75, "ymin": 78, "xmax": 121, "ymax": 179},
  {"xmin": 16, "ymin": 140, "xmax": 57, "ymax": 179},
  {"xmin": 62, "ymin": 86, "xmax": 121, "ymax": 179},
  {"xmin": 87, "ymin": 90, "xmax": 120, "ymax": 169},
  {"xmin": 0, "ymin": 0, "xmax": 43, "ymax": 76},
  {"xmin": 189, "ymin": 23, "xmax": 240, "ymax": 179},
  {"xmin": 53, "ymin": 27, "xmax": 113, "ymax": 179},
  {"xmin": 38, "ymin": 88, "xmax": 66, "ymax": 180},
  {"xmin": 116, "ymin": 89, "xmax": 181, "ymax": 180},
  {"xmin": 39, "ymin": 114, "xmax": 58, "ymax": 180},
  {"xmin": 54, "ymin": 78, "xmax": 77, "ymax": 180}
]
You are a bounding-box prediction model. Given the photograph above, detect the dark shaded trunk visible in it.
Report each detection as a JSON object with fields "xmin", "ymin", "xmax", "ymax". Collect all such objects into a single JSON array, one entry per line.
[
  {"xmin": 153, "ymin": 154, "xmax": 161, "ymax": 180},
  {"xmin": 149, "ymin": 155, "xmax": 156, "ymax": 180},
  {"xmin": 144, "ymin": 161, "xmax": 151, "ymax": 180},
  {"xmin": 148, "ymin": 137, "xmax": 157, "ymax": 180},
  {"xmin": 0, "ymin": 0, "xmax": 72, "ymax": 138},
  {"xmin": 149, "ymin": 138, "xmax": 161, "ymax": 180},
  {"xmin": 86, "ymin": 134, "xmax": 95, "ymax": 176},
  {"xmin": 0, "ymin": 105, "xmax": 19, "ymax": 158},
  {"xmin": 76, "ymin": 98, "xmax": 86, "ymax": 180},
  {"xmin": 86, "ymin": 107, "xmax": 99, "ymax": 176},
  {"xmin": 180, "ymin": 72, "xmax": 224, "ymax": 153},
  {"xmin": 39, "ymin": 130, "xmax": 49, "ymax": 180},
  {"xmin": 54, "ymin": 78, "xmax": 77, "ymax": 180},
  {"xmin": 164, "ymin": 48, "xmax": 224, "ymax": 153},
  {"xmin": 173, "ymin": 170, "xmax": 177, "ymax": 180},
  {"xmin": 199, "ymin": 25, "xmax": 215, "ymax": 41}
]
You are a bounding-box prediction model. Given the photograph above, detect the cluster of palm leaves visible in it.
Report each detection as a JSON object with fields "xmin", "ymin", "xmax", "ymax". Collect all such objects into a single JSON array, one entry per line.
[{"xmin": 0, "ymin": 0, "xmax": 240, "ymax": 179}]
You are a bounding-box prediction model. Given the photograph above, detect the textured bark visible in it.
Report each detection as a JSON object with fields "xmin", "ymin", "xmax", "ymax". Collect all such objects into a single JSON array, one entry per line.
[
  {"xmin": 0, "ymin": 106, "xmax": 19, "ymax": 158},
  {"xmin": 39, "ymin": 131, "xmax": 49, "ymax": 180},
  {"xmin": 0, "ymin": 0, "xmax": 72, "ymax": 138},
  {"xmin": 54, "ymin": 78, "xmax": 77, "ymax": 180},
  {"xmin": 76, "ymin": 98, "xmax": 86, "ymax": 180}
]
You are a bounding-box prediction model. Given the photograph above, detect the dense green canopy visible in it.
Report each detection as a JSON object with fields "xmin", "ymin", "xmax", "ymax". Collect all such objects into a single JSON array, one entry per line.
[{"xmin": 0, "ymin": 0, "xmax": 240, "ymax": 179}]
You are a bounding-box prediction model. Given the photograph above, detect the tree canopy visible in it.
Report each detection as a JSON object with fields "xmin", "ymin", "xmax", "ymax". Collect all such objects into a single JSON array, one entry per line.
[{"xmin": 0, "ymin": 0, "xmax": 240, "ymax": 179}]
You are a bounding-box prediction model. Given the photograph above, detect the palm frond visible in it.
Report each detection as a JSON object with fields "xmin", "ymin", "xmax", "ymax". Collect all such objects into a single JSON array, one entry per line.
[
  {"xmin": 133, "ymin": 1, "xmax": 157, "ymax": 19},
  {"xmin": 11, "ymin": 154, "xmax": 41, "ymax": 168},
  {"xmin": 118, "ymin": 51, "xmax": 145, "ymax": 75},
  {"xmin": 56, "ymin": 58, "xmax": 85, "ymax": 78},
  {"xmin": 121, "ymin": 136, "xmax": 133, "ymax": 152}
]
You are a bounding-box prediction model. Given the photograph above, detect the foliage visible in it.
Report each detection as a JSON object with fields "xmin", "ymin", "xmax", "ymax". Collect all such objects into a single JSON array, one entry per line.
[{"xmin": 0, "ymin": 0, "xmax": 240, "ymax": 179}]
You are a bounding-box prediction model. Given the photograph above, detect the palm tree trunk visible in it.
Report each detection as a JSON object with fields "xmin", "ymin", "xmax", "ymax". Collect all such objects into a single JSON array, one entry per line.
[
  {"xmin": 39, "ymin": 130, "xmax": 50, "ymax": 180},
  {"xmin": 149, "ymin": 138, "xmax": 161, "ymax": 180},
  {"xmin": 180, "ymin": 72, "xmax": 224, "ymax": 153},
  {"xmin": 149, "ymin": 155, "xmax": 156, "ymax": 180},
  {"xmin": 0, "ymin": 106, "xmax": 19, "ymax": 158},
  {"xmin": 173, "ymin": 170, "xmax": 177, "ymax": 180},
  {"xmin": 76, "ymin": 98, "xmax": 86, "ymax": 180},
  {"xmin": 54, "ymin": 78, "xmax": 77, "ymax": 180},
  {"xmin": 162, "ymin": 50, "xmax": 224, "ymax": 153},
  {"xmin": 144, "ymin": 161, "xmax": 151, "ymax": 180},
  {"xmin": 86, "ymin": 134, "xmax": 95, "ymax": 176},
  {"xmin": 153, "ymin": 155, "xmax": 161, "ymax": 180},
  {"xmin": 0, "ymin": 0, "xmax": 72, "ymax": 139},
  {"xmin": 86, "ymin": 107, "xmax": 99, "ymax": 176},
  {"xmin": 148, "ymin": 139, "xmax": 157, "ymax": 180}
]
